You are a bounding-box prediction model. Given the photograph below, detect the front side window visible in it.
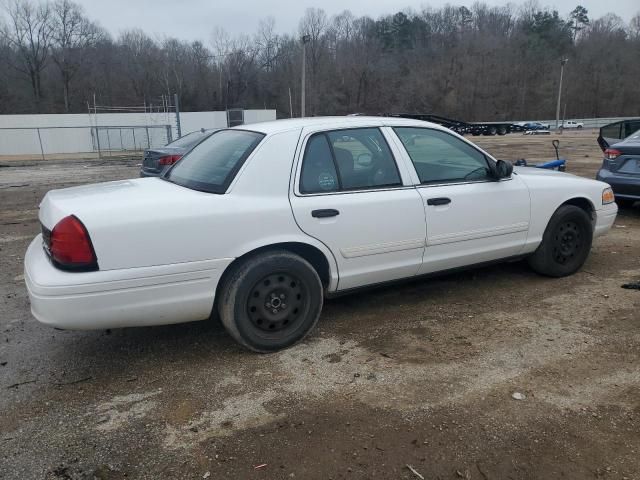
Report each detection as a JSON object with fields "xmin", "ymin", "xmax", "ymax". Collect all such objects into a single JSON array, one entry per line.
[
  {"xmin": 300, "ymin": 128, "xmax": 401, "ymax": 194},
  {"xmin": 394, "ymin": 127, "xmax": 491, "ymax": 184},
  {"xmin": 166, "ymin": 129, "xmax": 264, "ymax": 193}
]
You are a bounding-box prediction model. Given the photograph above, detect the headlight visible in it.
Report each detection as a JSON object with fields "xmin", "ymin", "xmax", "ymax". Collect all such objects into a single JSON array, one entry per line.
[{"xmin": 602, "ymin": 187, "xmax": 615, "ymax": 205}]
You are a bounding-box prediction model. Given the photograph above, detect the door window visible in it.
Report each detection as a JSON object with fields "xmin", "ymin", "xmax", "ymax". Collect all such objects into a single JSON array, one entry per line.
[
  {"xmin": 300, "ymin": 128, "xmax": 401, "ymax": 194},
  {"xmin": 394, "ymin": 127, "xmax": 492, "ymax": 184},
  {"xmin": 300, "ymin": 134, "xmax": 339, "ymax": 193}
]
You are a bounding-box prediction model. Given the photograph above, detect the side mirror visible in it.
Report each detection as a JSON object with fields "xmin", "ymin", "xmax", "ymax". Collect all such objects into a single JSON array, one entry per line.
[{"xmin": 494, "ymin": 159, "xmax": 513, "ymax": 179}]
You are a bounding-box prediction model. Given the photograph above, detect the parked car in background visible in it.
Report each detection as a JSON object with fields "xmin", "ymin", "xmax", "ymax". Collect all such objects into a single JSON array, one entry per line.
[
  {"xmin": 140, "ymin": 129, "xmax": 218, "ymax": 177},
  {"xmin": 522, "ymin": 122, "xmax": 550, "ymax": 131},
  {"xmin": 596, "ymin": 129, "xmax": 640, "ymax": 208},
  {"xmin": 25, "ymin": 117, "xmax": 617, "ymax": 352},
  {"xmin": 560, "ymin": 120, "xmax": 584, "ymax": 129}
]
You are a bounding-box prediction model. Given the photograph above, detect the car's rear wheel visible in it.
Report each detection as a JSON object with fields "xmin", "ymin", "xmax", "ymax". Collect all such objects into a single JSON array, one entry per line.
[
  {"xmin": 527, "ymin": 205, "xmax": 593, "ymax": 277},
  {"xmin": 218, "ymin": 250, "xmax": 323, "ymax": 352}
]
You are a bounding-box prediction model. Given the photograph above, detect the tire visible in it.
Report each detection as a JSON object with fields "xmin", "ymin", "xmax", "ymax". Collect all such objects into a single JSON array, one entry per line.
[
  {"xmin": 527, "ymin": 205, "xmax": 593, "ymax": 277},
  {"xmin": 488, "ymin": 126, "xmax": 498, "ymax": 136},
  {"xmin": 577, "ymin": 125, "xmax": 583, "ymax": 129},
  {"xmin": 218, "ymin": 250, "xmax": 323, "ymax": 352},
  {"xmin": 497, "ymin": 126, "xmax": 507, "ymax": 135}
]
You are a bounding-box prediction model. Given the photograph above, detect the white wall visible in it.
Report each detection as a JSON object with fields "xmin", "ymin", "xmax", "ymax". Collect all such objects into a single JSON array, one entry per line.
[{"xmin": 0, "ymin": 110, "xmax": 276, "ymax": 156}]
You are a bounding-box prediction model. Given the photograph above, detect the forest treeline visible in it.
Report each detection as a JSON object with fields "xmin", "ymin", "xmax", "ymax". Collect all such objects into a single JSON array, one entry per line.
[{"xmin": 1, "ymin": 0, "xmax": 639, "ymax": 121}]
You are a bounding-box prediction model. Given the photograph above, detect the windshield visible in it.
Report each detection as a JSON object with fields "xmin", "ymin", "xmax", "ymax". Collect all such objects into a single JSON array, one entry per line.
[
  {"xmin": 165, "ymin": 129, "xmax": 264, "ymax": 193},
  {"xmin": 166, "ymin": 130, "xmax": 212, "ymax": 149}
]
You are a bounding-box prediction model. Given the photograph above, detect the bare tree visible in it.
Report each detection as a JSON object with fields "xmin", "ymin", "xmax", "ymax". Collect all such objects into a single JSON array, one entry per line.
[
  {"xmin": 630, "ymin": 13, "xmax": 640, "ymax": 39},
  {"xmin": 2, "ymin": 0, "xmax": 53, "ymax": 111},
  {"xmin": 0, "ymin": 1, "xmax": 638, "ymax": 118},
  {"xmin": 51, "ymin": 0, "xmax": 102, "ymax": 111},
  {"xmin": 298, "ymin": 8, "xmax": 329, "ymax": 114}
]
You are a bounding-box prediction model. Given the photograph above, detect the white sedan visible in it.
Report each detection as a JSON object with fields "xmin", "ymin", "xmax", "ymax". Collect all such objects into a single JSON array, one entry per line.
[{"xmin": 24, "ymin": 117, "xmax": 618, "ymax": 352}]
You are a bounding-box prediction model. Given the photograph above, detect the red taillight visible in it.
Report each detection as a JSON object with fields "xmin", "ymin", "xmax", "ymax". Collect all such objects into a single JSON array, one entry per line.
[
  {"xmin": 604, "ymin": 148, "xmax": 622, "ymax": 160},
  {"xmin": 158, "ymin": 154, "xmax": 182, "ymax": 166},
  {"xmin": 49, "ymin": 215, "xmax": 98, "ymax": 271}
]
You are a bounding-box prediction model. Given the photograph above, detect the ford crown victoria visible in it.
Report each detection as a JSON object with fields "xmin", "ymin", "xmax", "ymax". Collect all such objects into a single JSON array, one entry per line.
[{"xmin": 24, "ymin": 117, "xmax": 618, "ymax": 352}]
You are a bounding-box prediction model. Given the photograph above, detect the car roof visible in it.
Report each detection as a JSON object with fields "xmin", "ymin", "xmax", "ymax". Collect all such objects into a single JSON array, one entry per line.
[{"xmin": 232, "ymin": 116, "xmax": 451, "ymax": 135}]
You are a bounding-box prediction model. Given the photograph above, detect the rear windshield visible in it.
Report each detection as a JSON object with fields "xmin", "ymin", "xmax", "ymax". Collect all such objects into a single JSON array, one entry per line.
[
  {"xmin": 167, "ymin": 130, "xmax": 212, "ymax": 149},
  {"xmin": 165, "ymin": 129, "xmax": 264, "ymax": 193}
]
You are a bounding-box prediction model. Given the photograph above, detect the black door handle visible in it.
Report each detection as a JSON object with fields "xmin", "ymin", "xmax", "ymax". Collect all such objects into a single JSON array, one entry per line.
[
  {"xmin": 312, "ymin": 209, "xmax": 340, "ymax": 218},
  {"xmin": 427, "ymin": 197, "xmax": 451, "ymax": 206}
]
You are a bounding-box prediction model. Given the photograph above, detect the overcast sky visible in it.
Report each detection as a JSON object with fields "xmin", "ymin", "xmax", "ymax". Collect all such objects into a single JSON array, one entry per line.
[{"xmin": 78, "ymin": 0, "xmax": 638, "ymax": 42}]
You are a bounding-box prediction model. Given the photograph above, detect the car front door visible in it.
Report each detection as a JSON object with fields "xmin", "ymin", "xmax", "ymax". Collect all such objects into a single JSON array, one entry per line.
[
  {"xmin": 289, "ymin": 126, "xmax": 426, "ymax": 290},
  {"xmin": 390, "ymin": 127, "xmax": 531, "ymax": 275}
]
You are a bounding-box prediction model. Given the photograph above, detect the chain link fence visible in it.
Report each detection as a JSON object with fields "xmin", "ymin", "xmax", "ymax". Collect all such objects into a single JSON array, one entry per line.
[{"xmin": 0, "ymin": 125, "xmax": 172, "ymax": 161}]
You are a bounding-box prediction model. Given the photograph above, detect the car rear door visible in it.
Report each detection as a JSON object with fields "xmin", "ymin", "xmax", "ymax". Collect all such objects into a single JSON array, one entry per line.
[
  {"xmin": 289, "ymin": 125, "xmax": 426, "ymax": 290},
  {"xmin": 389, "ymin": 126, "xmax": 530, "ymax": 274}
]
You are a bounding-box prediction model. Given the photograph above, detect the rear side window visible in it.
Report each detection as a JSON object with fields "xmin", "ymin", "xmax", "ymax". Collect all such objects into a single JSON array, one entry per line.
[
  {"xmin": 300, "ymin": 128, "xmax": 401, "ymax": 194},
  {"xmin": 166, "ymin": 129, "xmax": 264, "ymax": 193},
  {"xmin": 300, "ymin": 135, "xmax": 339, "ymax": 193}
]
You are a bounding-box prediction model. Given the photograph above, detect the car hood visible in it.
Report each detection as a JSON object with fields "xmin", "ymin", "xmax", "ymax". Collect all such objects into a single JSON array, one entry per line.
[
  {"xmin": 513, "ymin": 166, "xmax": 609, "ymax": 211},
  {"xmin": 513, "ymin": 166, "xmax": 571, "ymax": 178},
  {"xmin": 39, "ymin": 178, "xmax": 227, "ymax": 270}
]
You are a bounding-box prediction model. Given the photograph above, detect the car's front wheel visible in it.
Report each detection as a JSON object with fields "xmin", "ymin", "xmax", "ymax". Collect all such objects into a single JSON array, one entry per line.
[
  {"xmin": 218, "ymin": 250, "xmax": 323, "ymax": 352},
  {"xmin": 527, "ymin": 205, "xmax": 593, "ymax": 277}
]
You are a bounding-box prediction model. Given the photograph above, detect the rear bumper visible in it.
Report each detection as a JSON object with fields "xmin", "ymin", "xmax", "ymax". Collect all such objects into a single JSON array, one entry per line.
[
  {"xmin": 594, "ymin": 203, "xmax": 618, "ymax": 238},
  {"xmin": 24, "ymin": 235, "xmax": 233, "ymax": 330},
  {"xmin": 596, "ymin": 169, "xmax": 640, "ymax": 199}
]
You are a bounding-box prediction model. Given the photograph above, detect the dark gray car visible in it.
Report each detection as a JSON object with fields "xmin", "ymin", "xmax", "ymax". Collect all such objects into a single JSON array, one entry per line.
[
  {"xmin": 140, "ymin": 129, "xmax": 218, "ymax": 177},
  {"xmin": 596, "ymin": 127, "xmax": 640, "ymax": 208}
]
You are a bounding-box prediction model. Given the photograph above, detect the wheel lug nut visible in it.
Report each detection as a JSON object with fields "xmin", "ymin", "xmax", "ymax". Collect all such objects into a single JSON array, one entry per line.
[
  {"xmin": 281, "ymin": 303, "xmax": 286, "ymax": 308},
  {"xmin": 280, "ymin": 294, "xmax": 285, "ymax": 299},
  {"xmin": 272, "ymin": 309, "xmax": 278, "ymax": 314},
  {"xmin": 265, "ymin": 302, "xmax": 271, "ymax": 308}
]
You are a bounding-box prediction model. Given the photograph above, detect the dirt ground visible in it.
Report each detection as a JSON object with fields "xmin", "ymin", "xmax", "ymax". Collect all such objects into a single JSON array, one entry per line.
[{"xmin": 1, "ymin": 131, "xmax": 639, "ymax": 479}]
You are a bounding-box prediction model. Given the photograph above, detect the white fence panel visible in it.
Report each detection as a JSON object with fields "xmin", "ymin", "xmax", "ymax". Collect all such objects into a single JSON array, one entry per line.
[{"xmin": 0, "ymin": 109, "xmax": 276, "ymax": 156}]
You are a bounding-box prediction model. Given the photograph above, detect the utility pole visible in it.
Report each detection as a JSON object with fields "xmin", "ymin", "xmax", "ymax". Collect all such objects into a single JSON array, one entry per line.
[
  {"xmin": 288, "ymin": 87, "xmax": 293, "ymax": 118},
  {"xmin": 174, "ymin": 93, "xmax": 182, "ymax": 138},
  {"xmin": 301, "ymin": 34, "xmax": 310, "ymax": 117},
  {"xmin": 555, "ymin": 58, "xmax": 568, "ymax": 131}
]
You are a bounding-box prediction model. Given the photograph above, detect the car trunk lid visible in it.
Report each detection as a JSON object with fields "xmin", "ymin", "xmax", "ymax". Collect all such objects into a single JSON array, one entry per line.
[
  {"xmin": 142, "ymin": 147, "xmax": 183, "ymax": 173},
  {"xmin": 38, "ymin": 178, "xmax": 218, "ymax": 270},
  {"xmin": 608, "ymin": 154, "xmax": 640, "ymax": 175}
]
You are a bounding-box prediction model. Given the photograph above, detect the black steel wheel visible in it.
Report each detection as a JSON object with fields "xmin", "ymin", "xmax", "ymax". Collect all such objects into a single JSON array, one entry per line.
[
  {"xmin": 551, "ymin": 221, "xmax": 582, "ymax": 265},
  {"xmin": 528, "ymin": 205, "xmax": 593, "ymax": 277},
  {"xmin": 218, "ymin": 250, "xmax": 323, "ymax": 352},
  {"xmin": 246, "ymin": 272, "xmax": 307, "ymax": 334}
]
